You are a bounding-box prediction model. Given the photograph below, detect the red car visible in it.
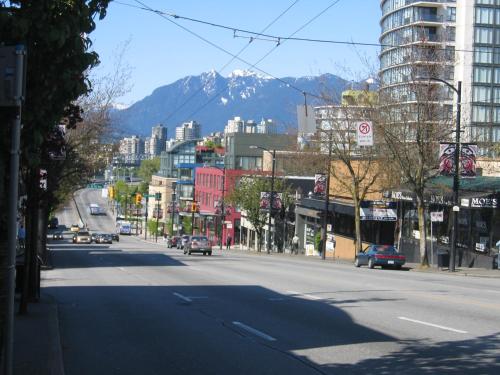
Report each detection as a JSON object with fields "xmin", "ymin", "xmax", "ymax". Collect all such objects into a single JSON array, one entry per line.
[{"xmin": 167, "ymin": 236, "xmax": 180, "ymax": 248}]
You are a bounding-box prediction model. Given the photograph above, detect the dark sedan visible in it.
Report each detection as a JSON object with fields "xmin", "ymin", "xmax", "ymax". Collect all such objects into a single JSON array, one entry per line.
[
  {"xmin": 96, "ymin": 233, "xmax": 113, "ymax": 244},
  {"xmin": 111, "ymin": 233, "xmax": 119, "ymax": 242},
  {"xmin": 355, "ymin": 245, "xmax": 405, "ymax": 269},
  {"xmin": 52, "ymin": 232, "xmax": 64, "ymax": 240}
]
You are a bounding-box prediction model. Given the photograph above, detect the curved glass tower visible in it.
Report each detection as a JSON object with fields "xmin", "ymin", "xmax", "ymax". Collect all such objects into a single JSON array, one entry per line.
[{"xmin": 379, "ymin": 0, "xmax": 456, "ymax": 105}]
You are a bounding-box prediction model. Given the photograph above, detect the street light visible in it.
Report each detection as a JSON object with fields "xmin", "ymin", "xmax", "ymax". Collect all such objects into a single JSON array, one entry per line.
[
  {"xmin": 208, "ymin": 165, "xmax": 226, "ymax": 250},
  {"xmin": 250, "ymin": 145, "xmax": 276, "ymax": 254},
  {"xmin": 417, "ymin": 76, "xmax": 461, "ymax": 272}
]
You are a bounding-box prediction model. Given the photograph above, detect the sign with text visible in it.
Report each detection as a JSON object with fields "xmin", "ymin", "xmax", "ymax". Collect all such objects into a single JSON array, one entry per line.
[
  {"xmin": 356, "ymin": 121, "xmax": 373, "ymax": 146},
  {"xmin": 360, "ymin": 207, "xmax": 397, "ymax": 221},
  {"xmin": 430, "ymin": 211, "xmax": 444, "ymax": 222}
]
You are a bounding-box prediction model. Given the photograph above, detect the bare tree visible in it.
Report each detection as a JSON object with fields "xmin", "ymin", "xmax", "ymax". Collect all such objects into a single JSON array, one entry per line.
[
  {"xmin": 316, "ymin": 89, "xmax": 387, "ymax": 255},
  {"xmin": 378, "ymin": 42, "xmax": 455, "ymax": 267}
]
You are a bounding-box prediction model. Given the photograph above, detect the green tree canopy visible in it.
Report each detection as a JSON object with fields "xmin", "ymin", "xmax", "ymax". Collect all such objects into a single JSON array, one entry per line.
[{"xmin": 138, "ymin": 157, "xmax": 160, "ymax": 183}]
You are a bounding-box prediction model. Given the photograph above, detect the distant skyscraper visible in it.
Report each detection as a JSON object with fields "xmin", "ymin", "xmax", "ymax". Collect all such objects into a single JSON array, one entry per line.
[
  {"xmin": 175, "ymin": 121, "xmax": 201, "ymax": 141},
  {"xmin": 152, "ymin": 124, "xmax": 167, "ymax": 140},
  {"xmin": 224, "ymin": 116, "xmax": 276, "ymax": 134},
  {"xmin": 119, "ymin": 135, "xmax": 144, "ymax": 163}
]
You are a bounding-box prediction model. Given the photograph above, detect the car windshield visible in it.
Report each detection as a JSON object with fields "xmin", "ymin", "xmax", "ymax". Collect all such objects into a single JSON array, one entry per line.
[{"xmin": 78, "ymin": 231, "xmax": 90, "ymax": 236}]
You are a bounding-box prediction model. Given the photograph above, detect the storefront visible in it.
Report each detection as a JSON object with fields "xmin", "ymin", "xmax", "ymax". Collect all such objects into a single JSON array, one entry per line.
[
  {"xmin": 387, "ymin": 176, "xmax": 500, "ymax": 268},
  {"xmin": 295, "ymin": 197, "xmax": 396, "ymax": 260}
]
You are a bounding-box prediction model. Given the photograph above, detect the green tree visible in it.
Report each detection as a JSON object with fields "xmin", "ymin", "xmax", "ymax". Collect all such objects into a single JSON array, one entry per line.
[
  {"xmin": 137, "ymin": 157, "xmax": 160, "ymax": 183},
  {"xmin": 0, "ymin": 0, "xmax": 112, "ymax": 362},
  {"xmin": 228, "ymin": 177, "xmax": 290, "ymax": 252},
  {"xmin": 182, "ymin": 217, "xmax": 192, "ymax": 235}
]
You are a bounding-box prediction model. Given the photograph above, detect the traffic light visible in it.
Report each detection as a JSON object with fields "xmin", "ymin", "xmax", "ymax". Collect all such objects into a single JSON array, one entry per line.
[
  {"xmin": 135, "ymin": 193, "xmax": 142, "ymax": 205},
  {"xmin": 108, "ymin": 186, "xmax": 115, "ymax": 199},
  {"xmin": 155, "ymin": 192, "xmax": 162, "ymax": 201},
  {"xmin": 191, "ymin": 202, "xmax": 197, "ymax": 212}
]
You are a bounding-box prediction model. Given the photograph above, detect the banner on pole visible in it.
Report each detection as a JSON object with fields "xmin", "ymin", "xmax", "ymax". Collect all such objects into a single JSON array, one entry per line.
[
  {"xmin": 313, "ymin": 173, "xmax": 326, "ymax": 195},
  {"xmin": 460, "ymin": 144, "xmax": 477, "ymax": 178},
  {"xmin": 260, "ymin": 192, "xmax": 283, "ymax": 210}
]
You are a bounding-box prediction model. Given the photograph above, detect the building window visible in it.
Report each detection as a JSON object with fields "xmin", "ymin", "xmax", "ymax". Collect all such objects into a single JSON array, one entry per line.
[
  {"xmin": 475, "ymin": 7, "xmax": 495, "ymax": 25},
  {"xmin": 474, "ymin": 46, "xmax": 493, "ymax": 63},
  {"xmin": 447, "ymin": 7, "xmax": 456, "ymax": 22},
  {"xmin": 474, "ymin": 66, "xmax": 492, "ymax": 83},
  {"xmin": 473, "ymin": 105, "xmax": 491, "ymax": 122},
  {"xmin": 475, "ymin": 27, "xmax": 494, "ymax": 43},
  {"xmin": 473, "ymin": 86, "xmax": 491, "ymax": 102}
]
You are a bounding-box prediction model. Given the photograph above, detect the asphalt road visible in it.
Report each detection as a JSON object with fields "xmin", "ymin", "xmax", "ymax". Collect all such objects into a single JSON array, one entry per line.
[{"xmin": 44, "ymin": 189, "xmax": 500, "ymax": 374}]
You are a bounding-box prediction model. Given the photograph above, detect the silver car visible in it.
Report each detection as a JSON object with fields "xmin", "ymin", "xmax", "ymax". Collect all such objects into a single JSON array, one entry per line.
[{"xmin": 184, "ymin": 236, "xmax": 212, "ymax": 256}]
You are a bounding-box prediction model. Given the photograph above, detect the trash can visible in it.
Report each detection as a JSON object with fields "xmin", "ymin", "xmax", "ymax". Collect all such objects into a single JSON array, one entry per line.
[{"xmin": 437, "ymin": 252, "xmax": 450, "ymax": 268}]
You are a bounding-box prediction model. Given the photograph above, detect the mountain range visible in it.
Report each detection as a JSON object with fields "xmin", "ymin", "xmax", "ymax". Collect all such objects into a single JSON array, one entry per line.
[{"xmin": 111, "ymin": 69, "xmax": 351, "ymax": 136}]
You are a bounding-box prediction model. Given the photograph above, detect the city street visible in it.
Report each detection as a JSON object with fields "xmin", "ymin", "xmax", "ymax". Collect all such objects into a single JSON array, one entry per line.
[{"xmin": 42, "ymin": 189, "xmax": 500, "ymax": 374}]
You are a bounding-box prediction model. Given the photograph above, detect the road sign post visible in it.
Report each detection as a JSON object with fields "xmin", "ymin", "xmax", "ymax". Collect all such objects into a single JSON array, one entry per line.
[{"xmin": 356, "ymin": 121, "xmax": 373, "ymax": 146}]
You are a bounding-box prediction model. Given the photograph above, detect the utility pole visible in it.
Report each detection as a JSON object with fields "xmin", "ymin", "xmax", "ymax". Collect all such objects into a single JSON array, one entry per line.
[
  {"xmin": 321, "ymin": 131, "xmax": 333, "ymax": 260},
  {"xmin": 2, "ymin": 44, "xmax": 26, "ymax": 375},
  {"xmin": 144, "ymin": 196, "xmax": 149, "ymax": 240}
]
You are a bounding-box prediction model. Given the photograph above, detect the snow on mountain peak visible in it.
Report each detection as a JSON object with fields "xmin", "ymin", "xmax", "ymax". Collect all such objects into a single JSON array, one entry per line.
[{"xmin": 228, "ymin": 69, "xmax": 272, "ymax": 80}]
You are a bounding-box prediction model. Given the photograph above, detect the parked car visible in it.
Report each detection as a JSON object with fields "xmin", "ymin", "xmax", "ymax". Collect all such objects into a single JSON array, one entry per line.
[
  {"xmin": 70, "ymin": 224, "xmax": 80, "ymax": 233},
  {"xmin": 354, "ymin": 244, "xmax": 405, "ymax": 269},
  {"xmin": 184, "ymin": 235, "xmax": 212, "ymax": 256},
  {"xmin": 52, "ymin": 232, "xmax": 64, "ymax": 240},
  {"xmin": 177, "ymin": 235, "xmax": 190, "ymax": 249},
  {"xmin": 73, "ymin": 231, "xmax": 92, "ymax": 244},
  {"xmin": 167, "ymin": 236, "xmax": 180, "ymax": 248},
  {"xmin": 111, "ymin": 233, "xmax": 119, "ymax": 242},
  {"xmin": 96, "ymin": 233, "xmax": 113, "ymax": 244}
]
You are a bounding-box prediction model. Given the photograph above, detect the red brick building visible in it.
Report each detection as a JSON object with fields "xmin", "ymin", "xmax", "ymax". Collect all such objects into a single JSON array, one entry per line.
[{"xmin": 195, "ymin": 167, "xmax": 247, "ymax": 247}]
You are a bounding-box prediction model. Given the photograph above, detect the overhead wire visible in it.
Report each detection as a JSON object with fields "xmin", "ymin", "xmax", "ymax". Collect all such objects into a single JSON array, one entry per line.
[
  {"xmin": 118, "ymin": 0, "xmax": 490, "ymax": 56},
  {"xmin": 161, "ymin": 0, "xmax": 302, "ymax": 124},
  {"xmin": 129, "ymin": 0, "xmax": 342, "ymax": 104}
]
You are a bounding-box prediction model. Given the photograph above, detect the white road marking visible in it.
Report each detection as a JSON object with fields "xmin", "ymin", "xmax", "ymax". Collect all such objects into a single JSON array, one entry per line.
[
  {"xmin": 398, "ymin": 316, "xmax": 468, "ymax": 334},
  {"xmin": 287, "ymin": 290, "xmax": 322, "ymax": 300},
  {"xmin": 173, "ymin": 292, "xmax": 192, "ymax": 303},
  {"xmin": 232, "ymin": 321, "xmax": 276, "ymax": 341}
]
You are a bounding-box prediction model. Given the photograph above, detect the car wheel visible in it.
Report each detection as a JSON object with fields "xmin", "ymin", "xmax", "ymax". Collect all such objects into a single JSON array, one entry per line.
[
  {"xmin": 188, "ymin": 251, "xmax": 191, "ymax": 255},
  {"xmin": 208, "ymin": 252, "xmax": 212, "ymax": 256},
  {"xmin": 354, "ymin": 258, "xmax": 361, "ymax": 267},
  {"xmin": 368, "ymin": 258, "xmax": 375, "ymax": 269}
]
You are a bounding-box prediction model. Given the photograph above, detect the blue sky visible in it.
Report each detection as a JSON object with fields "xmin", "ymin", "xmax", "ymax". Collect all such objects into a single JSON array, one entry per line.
[{"xmin": 92, "ymin": 0, "xmax": 382, "ymax": 105}]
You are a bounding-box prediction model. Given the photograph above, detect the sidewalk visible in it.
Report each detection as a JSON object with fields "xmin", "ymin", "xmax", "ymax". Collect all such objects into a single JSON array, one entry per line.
[{"xmin": 14, "ymin": 293, "xmax": 65, "ymax": 375}]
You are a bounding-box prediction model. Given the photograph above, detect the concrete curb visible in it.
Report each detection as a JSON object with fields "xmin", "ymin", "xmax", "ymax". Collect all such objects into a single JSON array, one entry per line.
[{"xmin": 47, "ymin": 300, "xmax": 65, "ymax": 375}]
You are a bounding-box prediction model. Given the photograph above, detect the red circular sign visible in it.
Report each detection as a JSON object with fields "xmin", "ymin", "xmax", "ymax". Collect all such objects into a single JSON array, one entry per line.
[{"xmin": 358, "ymin": 122, "xmax": 371, "ymax": 134}]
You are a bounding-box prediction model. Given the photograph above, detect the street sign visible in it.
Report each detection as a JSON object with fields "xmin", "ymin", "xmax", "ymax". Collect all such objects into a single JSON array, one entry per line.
[
  {"xmin": 356, "ymin": 121, "xmax": 373, "ymax": 146},
  {"xmin": 430, "ymin": 211, "xmax": 444, "ymax": 222}
]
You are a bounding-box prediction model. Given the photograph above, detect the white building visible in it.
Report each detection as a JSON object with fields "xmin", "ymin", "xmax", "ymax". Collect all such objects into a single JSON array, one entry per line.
[
  {"xmin": 175, "ymin": 121, "xmax": 201, "ymax": 141},
  {"xmin": 224, "ymin": 117, "xmax": 276, "ymax": 134}
]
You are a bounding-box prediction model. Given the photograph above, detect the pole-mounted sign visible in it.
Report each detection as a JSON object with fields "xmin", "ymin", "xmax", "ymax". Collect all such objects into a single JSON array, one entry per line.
[{"xmin": 356, "ymin": 121, "xmax": 373, "ymax": 146}]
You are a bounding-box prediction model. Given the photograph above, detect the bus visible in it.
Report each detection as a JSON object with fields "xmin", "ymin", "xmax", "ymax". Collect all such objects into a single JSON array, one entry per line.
[
  {"xmin": 89, "ymin": 203, "xmax": 101, "ymax": 215},
  {"xmin": 116, "ymin": 221, "xmax": 132, "ymax": 235}
]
